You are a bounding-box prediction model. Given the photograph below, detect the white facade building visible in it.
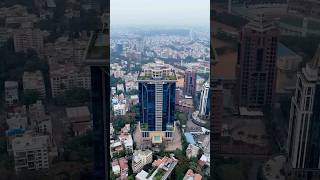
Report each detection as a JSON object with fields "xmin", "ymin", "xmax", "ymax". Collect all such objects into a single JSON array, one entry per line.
[
  {"xmin": 199, "ymin": 81, "xmax": 210, "ymax": 116},
  {"xmin": 287, "ymin": 45, "xmax": 320, "ymax": 176},
  {"xmin": 113, "ymin": 103, "xmax": 127, "ymax": 116},
  {"xmin": 186, "ymin": 144, "xmax": 200, "ymax": 159},
  {"xmin": 23, "ymin": 70, "xmax": 46, "ymax": 98},
  {"xmin": 50, "ymin": 64, "xmax": 90, "ymax": 97},
  {"xmin": 132, "ymin": 150, "xmax": 153, "ymax": 173},
  {"xmin": 5, "ymin": 81, "xmax": 19, "ymax": 106},
  {"xmin": 12, "ymin": 135, "xmax": 50, "ymax": 172}
]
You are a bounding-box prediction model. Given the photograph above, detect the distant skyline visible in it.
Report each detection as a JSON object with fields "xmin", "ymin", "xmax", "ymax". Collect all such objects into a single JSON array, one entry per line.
[{"xmin": 111, "ymin": 0, "xmax": 209, "ymax": 28}]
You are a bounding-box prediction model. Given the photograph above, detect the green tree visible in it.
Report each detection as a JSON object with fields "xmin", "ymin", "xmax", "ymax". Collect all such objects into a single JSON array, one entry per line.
[
  {"xmin": 64, "ymin": 132, "xmax": 93, "ymax": 163},
  {"xmin": 53, "ymin": 88, "xmax": 90, "ymax": 106},
  {"xmin": 110, "ymin": 171, "xmax": 117, "ymax": 180},
  {"xmin": 116, "ymin": 90, "xmax": 123, "ymax": 96},
  {"xmin": 22, "ymin": 89, "xmax": 40, "ymax": 106},
  {"xmin": 127, "ymin": 175, "xmax": 134, "ymax": 180}
]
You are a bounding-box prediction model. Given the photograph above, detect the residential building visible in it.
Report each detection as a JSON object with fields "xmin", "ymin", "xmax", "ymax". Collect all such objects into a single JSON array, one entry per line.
[
  {"xmin": 276, "ymin": 43, "xmax": 302, "ymax": 94},
  {"xmin": 176, "ymin": 96, "xmax": 194, "ymax": 113},
  {"xmin": 50, "ymin": 64, "xmax": 90, "ymax": 97},
  {"xmin": 132, "ymin": 150, "xmax": 153, "ymax": 173},
  {"xmin": 13, "ymin": 27, "xmax": 44, "ymax": 55},
  {"xmin": 112, "ymin": 160, "xmax": 120, "ymax": 175},
  {"xmin": 183, "ymin": 169, "xmax": 202, "ymax": 180},
  {"xmin": 135, "ymin": 155, "xmax": 179, "ymax": 180},
  {"xmin": 236, "ymin": 14, "xmax": 278, "ymax": 110},
  {"xmin": 66, "ymin": 106, "xmax": 92, "ymax": 136},
  {"xmin": 23, "ymin": 71, "xmax": 46, "ymax": 98},
  {"xmin": 151, "ymin": 156, "xmax": 179, "ymax": 180},
  {"xmin": 110, "ymin": 140, "xmax": 124, "ymax": 158},
  {"xmin": 117, "ymin": 83, "xmax": 125, "ymax": 92},
  {"xmin": 6, "ymin": 113, "xmax": 28, "ymax": 133},
  {"xmin": 288, "ymin": 0, "xmax": 320, "ymax": 19},
  {"xmin": 5, "ymin": 81, "xmax": 19, "ymax": 106},
  {"xmin": 113, "ymin": 103, "xmax": 127, "ymax": 116},
  {"xmin": 137, "ymin": 60, "xmax": 176, "ymax": 143},
  {"xmin": 12, "ymin": 135, "xmax": 50, "ymax": 172},
  {"xmin": 135, "ymin": 170, "xmax": 149, "ymax": 180},
  {"xmin": 119, "ymin": 158, "xmax": 129, "ymax": 177},
  {"xmin": 186, "ymin": 144, "xmax": 199, "ymax": 159},
  {"xmin": 118, "ymin": 124, "xmax": 133, "ymax": 152},
  {"xmin": 184, "ymin": 69, "xmax": 197, "ymax": 97},
  {"xmin": 129, "ymin": 95, "xmax": 139, "ymax": 105},
  {"xmin": 46, "ymin": 37, "xmax": 87, "ymax": 66},
  {"xmin": 287, "ymin": 45, "xmax": 320, "ymax": 179},
  {"xmin": 6, "ymin": 105, "xmax": 27, "ymax": 131}
]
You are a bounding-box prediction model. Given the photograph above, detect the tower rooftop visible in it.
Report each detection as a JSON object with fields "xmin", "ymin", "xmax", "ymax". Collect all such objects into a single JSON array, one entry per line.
[{"xmin": 138, "ymin": 60, "xmax": 176, "ymax": 81}]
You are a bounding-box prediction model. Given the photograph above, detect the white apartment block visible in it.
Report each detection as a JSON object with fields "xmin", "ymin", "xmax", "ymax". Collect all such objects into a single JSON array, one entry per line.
[
  {"xmin": 113, "ymin": 103, "xmax": 127, "ymax": 116},
  {"xmin": 132, "ymin": 150, "xmax": 153, "ymax": 173},
  {"xmin": 5, "ymin": 81, "xmax": 19, "ymax": 106},
  {"xmin": 12, "ymin": 135, "xmax": 50, "ymax": 172},
  {"xmin": 50, "ymin": 64, "xmax": 90, "ymax": 97},
  {"xmin": 186, "ymin": 144, "xmax": 200, "ymax": 159},
  {"xmin": 23, "ymin": 71, "xmax": 46, "ymax": 98},
  {"xmin": 6, "ymin": 114, "xmax": 28, "ymax": 131},
  {"xmin": 13, "ymin": 27, "xmax": 44, "ymax": 55},
  {"xmin": 46, "ymin": 37, "xmax": 87, "ymax": 65}
]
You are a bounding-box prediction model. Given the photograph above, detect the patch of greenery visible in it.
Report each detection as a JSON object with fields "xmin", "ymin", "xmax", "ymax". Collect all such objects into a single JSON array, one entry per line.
[
  {"xmin": 111, "ymin": 75, "xmax": 125, "ymax": 87},
  {"xmin": 113, "ymin": 116, "xmax": 135, "ymax": 132},
  {"xmin": 53, "ymin": 88, "xmax": 90, "ymax": 106},
  {"xmin": 213, "ymin": 158, "xmax": 251, "ymax": 180},
  {"xmin": 175, "ymin": 112, "xmax": 188, "ymax": 126},
  {"xmin": 154, "ymin": 169, "xmax": 165, "ymax": 180},
  {"xmin": 22, "ymin": 89, "xmax": 40, "ymax": 106},
  {"xmin": 137, "ymin": 76, "xmax": 147, "ymax": 80},
  {"xmin": 64, "ymin": 132, "xmax": 93, "ymax": 163},
  {"xmin": 140, "ymin": 123, "xmax": 149, "ymax": 131}
]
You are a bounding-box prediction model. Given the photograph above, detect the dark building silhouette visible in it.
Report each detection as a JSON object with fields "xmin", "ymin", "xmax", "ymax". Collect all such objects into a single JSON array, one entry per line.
[
  {"xmin": 184, "ymin": 69, "xmax": 197, "ymax": 97},
  {"xmin": 236, "ymin": 14, "xmax": 278, "ymax": 110},
  {"xmin": 84, "ymin": 13, "xmax": 109, "ymax": 180},
  {"xmin": 212, "ymin": 81, "xmax": 223, "ymax": 153}
]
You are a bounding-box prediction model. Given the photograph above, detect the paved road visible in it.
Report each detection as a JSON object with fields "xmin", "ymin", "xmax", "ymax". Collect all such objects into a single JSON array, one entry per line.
[{"xmin": 248, "ymin": 160, "xmax": 263, "ymax": 180}]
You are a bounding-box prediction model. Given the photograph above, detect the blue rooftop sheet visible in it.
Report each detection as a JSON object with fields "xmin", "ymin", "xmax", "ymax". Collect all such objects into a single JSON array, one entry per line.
[{"xmin": 184, "ymin": 132, "xmax": 196, "ymax": 145}]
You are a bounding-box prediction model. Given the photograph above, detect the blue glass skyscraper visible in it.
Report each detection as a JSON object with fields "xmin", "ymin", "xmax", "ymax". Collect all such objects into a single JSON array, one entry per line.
[{"xmin": 137, "ymin": 60, "xmax": 176, "ymax": 143}]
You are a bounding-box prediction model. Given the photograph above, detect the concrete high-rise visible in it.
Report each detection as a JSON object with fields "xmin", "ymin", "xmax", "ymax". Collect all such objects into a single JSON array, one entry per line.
[
  {"xmin": 137, "ymin": 60, "xmax": 176, "ymax": 143},
  {"xmin": 184, "ymin": 69, "xmax": 197, "ymax": 97},
  {"xmin": 236, "ymin": 14, "xmax": 278, "ymax": 110},
  {"xmin": 287, "ymin": 45, "xmax": 320, "ymax": 179},
  {"xmin": 199, "ymin": 81, "xmax": 210, "ymax": 117}
]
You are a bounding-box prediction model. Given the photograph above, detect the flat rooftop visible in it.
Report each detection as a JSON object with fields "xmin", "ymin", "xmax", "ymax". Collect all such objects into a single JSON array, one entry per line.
[
  {"xmin": 84, "ymin": 31, "xmax": 109, "ymax": 66},
  {"xmin": 66, "ymin": 106, "xmax": 90, "ymax": 118}
]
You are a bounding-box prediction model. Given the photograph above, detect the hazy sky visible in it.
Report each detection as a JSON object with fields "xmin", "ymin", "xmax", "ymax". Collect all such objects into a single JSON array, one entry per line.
[{"xmin": 111, "ymin": 0, "xmax": 209, "ymax": 27}]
